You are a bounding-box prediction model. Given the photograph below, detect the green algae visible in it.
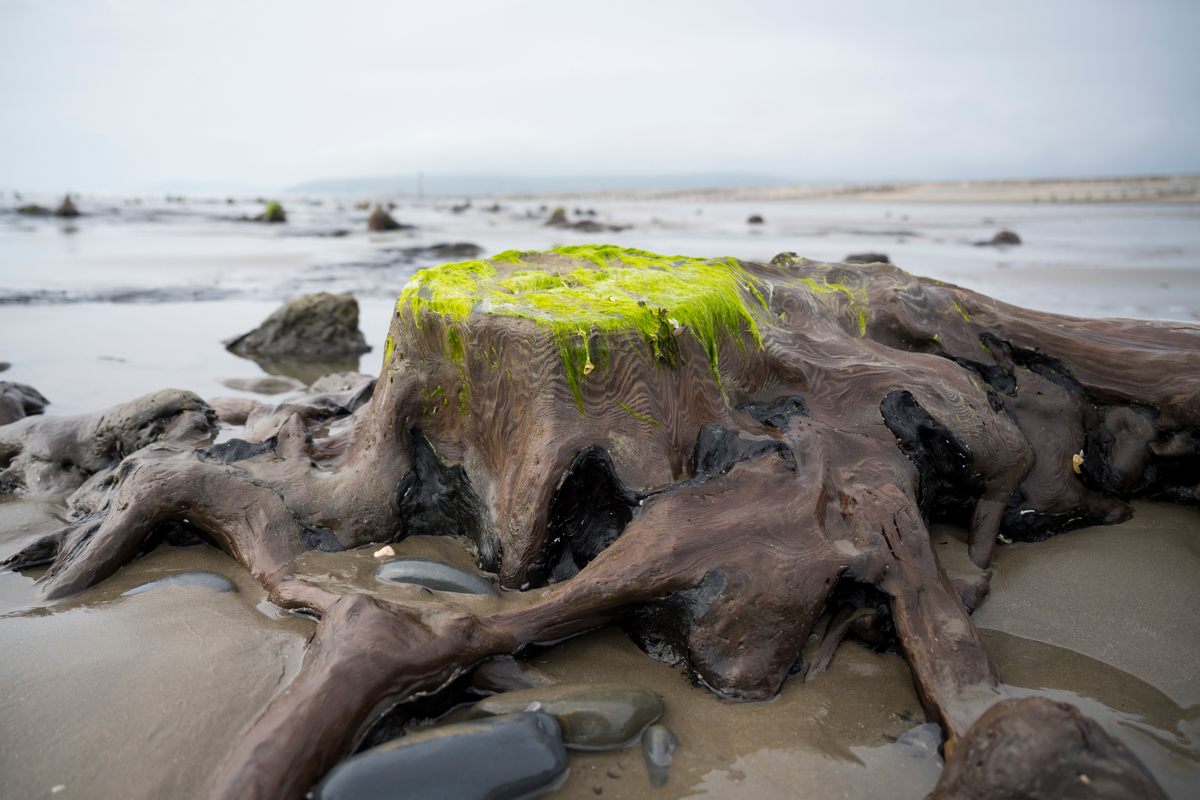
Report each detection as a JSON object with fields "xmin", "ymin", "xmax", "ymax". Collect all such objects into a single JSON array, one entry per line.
[
  {"xmin": 951, "ymin": 299, "xmax": 971, "ymax": 323},
  {"xmin": 382, "ymin": 334, "xmax": 395, "ymax": 368},
  {"xmin": 397, "ymin": 245, "xmax": 768, "ymax": 409},
  {"xmin": 796, "ymin": 276, "xmax": 870, "ymax": 336},
  {"xmin": 261, "ymin": 201, "xmax": 286, "ymax": 223},
  {"xmin": 617, "ymin": 400, "xmax": 661, "ymax": 427},
  {"xmin": 769, "ymin": 254, "xmax": 870, "ymax": 335}
]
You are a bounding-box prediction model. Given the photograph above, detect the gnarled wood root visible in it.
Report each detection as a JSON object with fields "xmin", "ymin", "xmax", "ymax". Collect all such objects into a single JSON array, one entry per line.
[{"xmin": 5, "ymin": 250, "xmax": 1195, "ymax": 798}]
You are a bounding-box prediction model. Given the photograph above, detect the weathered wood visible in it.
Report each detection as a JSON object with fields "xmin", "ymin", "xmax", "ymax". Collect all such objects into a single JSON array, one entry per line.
[{"xmin": 5, "ymin": 247, "xmax": 1194, "ymax": 798}]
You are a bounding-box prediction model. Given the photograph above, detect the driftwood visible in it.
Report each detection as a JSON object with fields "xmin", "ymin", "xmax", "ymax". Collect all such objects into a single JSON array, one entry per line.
[{"xmin": 4, "ymin": 246, "xmax": 1197, "ymax": 798}]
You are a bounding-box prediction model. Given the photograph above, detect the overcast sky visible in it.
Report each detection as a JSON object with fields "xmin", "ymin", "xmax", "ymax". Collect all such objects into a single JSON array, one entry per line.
[{"xmin": 1, "ymin": 0, "xmax": 1197, "ymax": 193}]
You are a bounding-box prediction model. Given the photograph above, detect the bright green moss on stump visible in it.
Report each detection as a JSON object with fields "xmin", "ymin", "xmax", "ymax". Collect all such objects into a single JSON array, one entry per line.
[{"xmin": 397, "ymin": 245, "xmax": 769, "ymax": 409}]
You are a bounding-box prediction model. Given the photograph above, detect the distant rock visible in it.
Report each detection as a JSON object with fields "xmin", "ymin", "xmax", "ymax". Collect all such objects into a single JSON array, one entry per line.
[
  {"xmin": 992, "ymin": 230, "xmax": 1021, "ymax": 244},
  {"xmin": 221, "ymin": 376, "xmax": 304, "ymax": 395},
  {"xmin": 569, "ymin": 219, "xmax": 617, "ymax": 233},
  {"xmin": 16, "ymin": 204, "xmax": 50, "ymax": 217},
  {"xmin": 845, "ymin": 252, "xmax": 891, "ymax": 264},
  {"xmin": 254, "ymin": 201, "xmax": 287, "ymax": 223},
  {"xmin": 377, "ymin": 243, "xmax": 484, "ymax": 264},
  {"xmin": 314, "ymin": 712, "xmax": 568, "ymax": 800},
  {"xmin": 288, "ymin": 228, "xmax": 350, "ymax": 238},
  {"xmin": 54, "ymin": 196, "xmax": 80, "ymax": 217},
  {"xmin": 470, "ymin": 684, "xmax": 663, "ymax": 750},
  {"xmin": 0, "ymin": 382, "xmax": 49, "ymax": 426},
  {"xmin": 367, "ymin": 205, "xmax": 410, "ymax": 232},
  {"xmin": 976, "ymin": 229, "xmax": 1021, "ymax": 247},
  {"xmin": 425, "ymin": 242, "xmax": 484, "ymax": 260},
  {"xmin": 225, "ymin": 293, "xmax": 370, "ymax": 360},
  {"xmin": 0, "ymin": 362, "xmax": 8, "ymax": 372},
  {"xmin": 375, "ymin": 558, "xmax": 500, "ymax": 596},
  {"xmin": 747, "ymin": 214, "xmax": 765, "ymax": 224},
  {"xmin": 545, "ymin": 206, "xmax": 629, "ymax": 233}
]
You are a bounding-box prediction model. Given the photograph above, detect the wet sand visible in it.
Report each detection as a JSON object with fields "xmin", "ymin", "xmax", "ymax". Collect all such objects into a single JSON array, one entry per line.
[{"xmin": 1, "ymin": 498, "xmax": 1196, "ymax": 799}]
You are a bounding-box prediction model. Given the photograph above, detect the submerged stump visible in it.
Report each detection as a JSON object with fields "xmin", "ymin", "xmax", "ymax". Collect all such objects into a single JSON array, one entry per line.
[{"xmin": 5, "ymin": 245, "xmax": 1198, "ymax": 798}]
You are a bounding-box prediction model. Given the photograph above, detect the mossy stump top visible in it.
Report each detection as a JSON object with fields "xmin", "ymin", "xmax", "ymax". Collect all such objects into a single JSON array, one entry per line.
[{"xmin": 396, "ymin": 245, "xmax": 768, "ymax": 403}]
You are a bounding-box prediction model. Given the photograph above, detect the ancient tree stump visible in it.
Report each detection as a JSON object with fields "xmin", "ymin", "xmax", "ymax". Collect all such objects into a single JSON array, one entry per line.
[{"xmin": 6, "ymin": 245, "xmax": 1196, "ymax": 798}]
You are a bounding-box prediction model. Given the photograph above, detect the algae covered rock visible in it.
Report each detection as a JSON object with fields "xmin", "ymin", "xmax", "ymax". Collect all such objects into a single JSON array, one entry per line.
[
  {"xmin": 225, "ymin": 292, "xmax": 370, "ymax": 361},
  {"xmin": 16, "ymin": 204, "xmax": 50, "ymax": 216},
  {"xmin": 255, "ymin": 201, "xmax": 287, "ymax": 223}
]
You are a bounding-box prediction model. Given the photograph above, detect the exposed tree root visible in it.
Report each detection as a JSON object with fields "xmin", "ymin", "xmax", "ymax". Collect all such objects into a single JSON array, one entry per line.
[{"xmin": 4, "ymin": 248, "xmax": 1197, "ymax": 797}]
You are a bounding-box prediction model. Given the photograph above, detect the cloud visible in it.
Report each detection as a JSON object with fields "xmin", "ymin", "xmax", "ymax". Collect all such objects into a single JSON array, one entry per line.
[{"xmin": 1, "ymin": 0, "xmax": 1197, "ymax": 191}]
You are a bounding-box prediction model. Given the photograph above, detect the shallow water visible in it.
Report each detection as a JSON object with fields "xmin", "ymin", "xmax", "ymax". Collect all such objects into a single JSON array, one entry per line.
[{"xmin": 0, "ymin": 195, "xmax": 1198, "ymax": 798}]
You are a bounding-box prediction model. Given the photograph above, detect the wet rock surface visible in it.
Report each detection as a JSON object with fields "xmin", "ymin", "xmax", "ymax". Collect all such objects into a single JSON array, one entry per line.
[
  {"xmin": 224, "ymin": 293, "xmax": 370, "ymax": 361},
  {"xmin": 121, "ymin": 571, "xmax": 236, "ymax": 597},
  {"xmin": 374, "ymin": 558, "xmax": 499, "ymax": 596},
  {"xmin": 0, "ymin": 388, "xmax": 215, "ymax": 497},
  {"xmin": 932, "ymin": 697, "xmax": 1167, "ymax": 799},
  {"xmin": 640, "ymin": 723, "xmax": 679, "ymax": 788},
  {"xmin": 221, "ymin": 376, "xmax": 304, "ymax": 395},
  {"xmin": 0, "ymin": 381, "xmax": 49, "ymax": 425},
  {"xmin": 314, "ymin": 712, "xmax": 568, "ymax": 800},
  {"xmin": 845, "ymin": 252, "xmax": 891, "ymax": 264},
  {"xmin": 470, "ymin": 656, "xmax": 556, "ymax": 694},
  {"xmin": 208, "ymin": 396, "xmax": 266, "ymax": 425},
  {"xmin": 471, "ymin": 685, "xmax": 664, "ymax": 750}
]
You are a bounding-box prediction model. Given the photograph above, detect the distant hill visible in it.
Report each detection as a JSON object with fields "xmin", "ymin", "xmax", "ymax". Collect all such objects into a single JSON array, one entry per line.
[{"xmin": 286, "ymin": 172, "xmax": 794, "ymax": 197}]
